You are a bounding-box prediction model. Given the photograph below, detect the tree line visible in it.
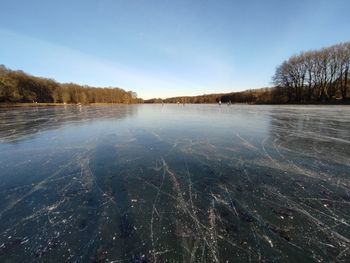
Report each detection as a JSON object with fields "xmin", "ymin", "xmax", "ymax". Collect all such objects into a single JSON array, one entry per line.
[
  {"xmin": 2, "ymin": 42, "xmax": 349, "ymax": 105},
  {"xmin": 273, "ymin": 42, "xmax": 350, "ymax": 102},
  {"xmin": 0, "ymin": 65, "xmax": 140, "ymax": 104},
  {"xmin": 144, "ymin": 88, "xmax": 280, "ymax": 104}
]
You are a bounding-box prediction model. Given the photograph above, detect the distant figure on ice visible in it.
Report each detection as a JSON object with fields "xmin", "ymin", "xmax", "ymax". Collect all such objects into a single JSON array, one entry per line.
[{"xmin": 218, "ymin": 100, "xmax": 222, "ymax": 105}]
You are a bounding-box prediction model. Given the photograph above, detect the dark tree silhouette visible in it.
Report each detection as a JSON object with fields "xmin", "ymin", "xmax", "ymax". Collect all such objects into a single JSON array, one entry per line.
[{"xmin": 273, "ymin": 42, "xmax": 350, "ymax": 102}]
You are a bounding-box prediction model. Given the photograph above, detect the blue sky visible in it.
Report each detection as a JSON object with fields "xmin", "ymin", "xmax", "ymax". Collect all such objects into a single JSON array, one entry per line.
[{"xmin": 1, "ymin": 0, "xmax": 350, "ymax": 99}]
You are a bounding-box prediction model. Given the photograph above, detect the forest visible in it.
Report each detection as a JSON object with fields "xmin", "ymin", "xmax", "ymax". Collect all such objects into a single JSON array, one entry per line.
[{"xmin": 0, "ymin": 65, "xmax": 139, "ymax": 104}]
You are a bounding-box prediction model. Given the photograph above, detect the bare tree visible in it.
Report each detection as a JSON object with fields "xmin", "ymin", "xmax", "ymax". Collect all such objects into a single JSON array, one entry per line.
[{"xmin": 273, "ymin": 41, "xmax": 350, "ymax": 102}]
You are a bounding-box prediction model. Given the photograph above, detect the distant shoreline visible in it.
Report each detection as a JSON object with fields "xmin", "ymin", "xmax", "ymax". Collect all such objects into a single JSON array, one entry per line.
[
  {"xmin": 0, "ymin": 103, "xmax": 138, "ymax": 108},
  {"xmin": 1, "ymin": 101, "xmax": 349, "ymax": 108}
]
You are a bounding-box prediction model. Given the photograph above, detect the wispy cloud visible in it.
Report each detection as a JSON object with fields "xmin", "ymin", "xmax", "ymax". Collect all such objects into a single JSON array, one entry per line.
[{"xmin": 0, "ymin": 28, "xmax": 216, "ymax": 99}]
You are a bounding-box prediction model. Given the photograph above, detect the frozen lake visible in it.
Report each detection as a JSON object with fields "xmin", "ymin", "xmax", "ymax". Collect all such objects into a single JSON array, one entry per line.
[{"xmin": 0, "ymin": 104, "xmax": 349, "ymax": 262}]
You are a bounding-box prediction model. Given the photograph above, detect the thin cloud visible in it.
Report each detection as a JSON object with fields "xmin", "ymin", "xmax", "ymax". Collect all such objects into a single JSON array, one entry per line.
[{"xmin": 0, "ymin": 28, "xmax": 209, "ymax": 99}]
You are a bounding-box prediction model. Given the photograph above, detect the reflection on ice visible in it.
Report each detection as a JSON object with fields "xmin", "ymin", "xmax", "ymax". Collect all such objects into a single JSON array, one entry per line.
[
  {"xmin": 0, "ymin": 104, "xmax": 349, "ymax": 262},
  {"xmin": 0, "ymin": 105, "xmax": 137, "ymax": 143}
]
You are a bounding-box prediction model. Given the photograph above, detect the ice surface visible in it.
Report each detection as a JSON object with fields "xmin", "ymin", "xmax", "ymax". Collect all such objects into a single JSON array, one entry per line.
[{"xmin": 0, "ymin": 104, "xmax": 349, "ymax": 262}]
